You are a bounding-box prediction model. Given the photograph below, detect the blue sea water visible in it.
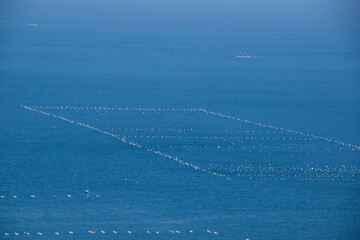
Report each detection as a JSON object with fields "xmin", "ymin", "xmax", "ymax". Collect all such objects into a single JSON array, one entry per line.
[{"xmin": 1, "ymin": 0, "xmax": 360, "ymax": 239}]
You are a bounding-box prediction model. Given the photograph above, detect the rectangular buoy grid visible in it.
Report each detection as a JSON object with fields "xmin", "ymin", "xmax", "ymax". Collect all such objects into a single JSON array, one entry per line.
[{"xmin": 20, "ymin": 105, "xmax": 360, "ymax": 182}]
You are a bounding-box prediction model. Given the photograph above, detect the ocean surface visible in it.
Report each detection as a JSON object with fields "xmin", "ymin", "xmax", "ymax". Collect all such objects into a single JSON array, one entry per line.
[{"xmin": 1, "ymin": 1, "xmax": 360, "ymax": 239}]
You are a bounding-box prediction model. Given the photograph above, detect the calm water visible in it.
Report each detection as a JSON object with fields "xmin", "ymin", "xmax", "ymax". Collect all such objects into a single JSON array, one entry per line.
[{"xmin": 1, "ymin": 1, "xmax": 360, "ymax": 239}]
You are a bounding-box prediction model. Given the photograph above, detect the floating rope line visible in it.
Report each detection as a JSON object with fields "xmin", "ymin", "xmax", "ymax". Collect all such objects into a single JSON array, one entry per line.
[
  {"xmin": 108, "ymin": 127, "xmax": 285, "ymax": 134},
  {"xmin": 2, "ymin": 229, "xmax": 220, "ymax": 236},
  {"xmin": 0, "ymin": 194, "xmax": 101, "ymax": 199},
  {"xmin": 21, "ymin": 106, "xmax": 230, "ymax": 180},
  {"xmin": 26, "ymin": 105, "xmax": 199, "ymax": 112},
  {"xmin": 199, "ymin": 109, "xmax": 360, "ymax": 151}
]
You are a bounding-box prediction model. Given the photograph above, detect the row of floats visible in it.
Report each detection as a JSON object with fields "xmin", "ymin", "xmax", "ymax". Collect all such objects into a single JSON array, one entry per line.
[{"xmin": 3, "ymin": 229, "xmax": 223, "ymax": 237}]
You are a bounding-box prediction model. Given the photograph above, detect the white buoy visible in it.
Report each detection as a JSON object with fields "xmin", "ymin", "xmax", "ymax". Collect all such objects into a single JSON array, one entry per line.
[{"xmin": 127, "ymin": 231, "xmax": 132, "ymax": 234}]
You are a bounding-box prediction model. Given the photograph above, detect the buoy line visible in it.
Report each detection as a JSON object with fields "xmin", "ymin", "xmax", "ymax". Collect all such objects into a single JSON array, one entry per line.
[
  {"xmin": 108, "ymin": 127, "xmax": 285, "ymax": 134},
  {"xmin": 26, "ymin": 105, "xmax": 198, "ymax": 112},
  {"xmin": 21, "ymin": 106, "xmax": 231, "ymax": 180},
  {"xmin": 199, "ymin": 109, "xmax": 360, "ymax": 151},
  {"xmin": 2, "ymin": 228, "xmax": 220, "ymax": 236},
  {"xmin": 0, "ymin": 193, "xmax": 102, "ymax": 199}
]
